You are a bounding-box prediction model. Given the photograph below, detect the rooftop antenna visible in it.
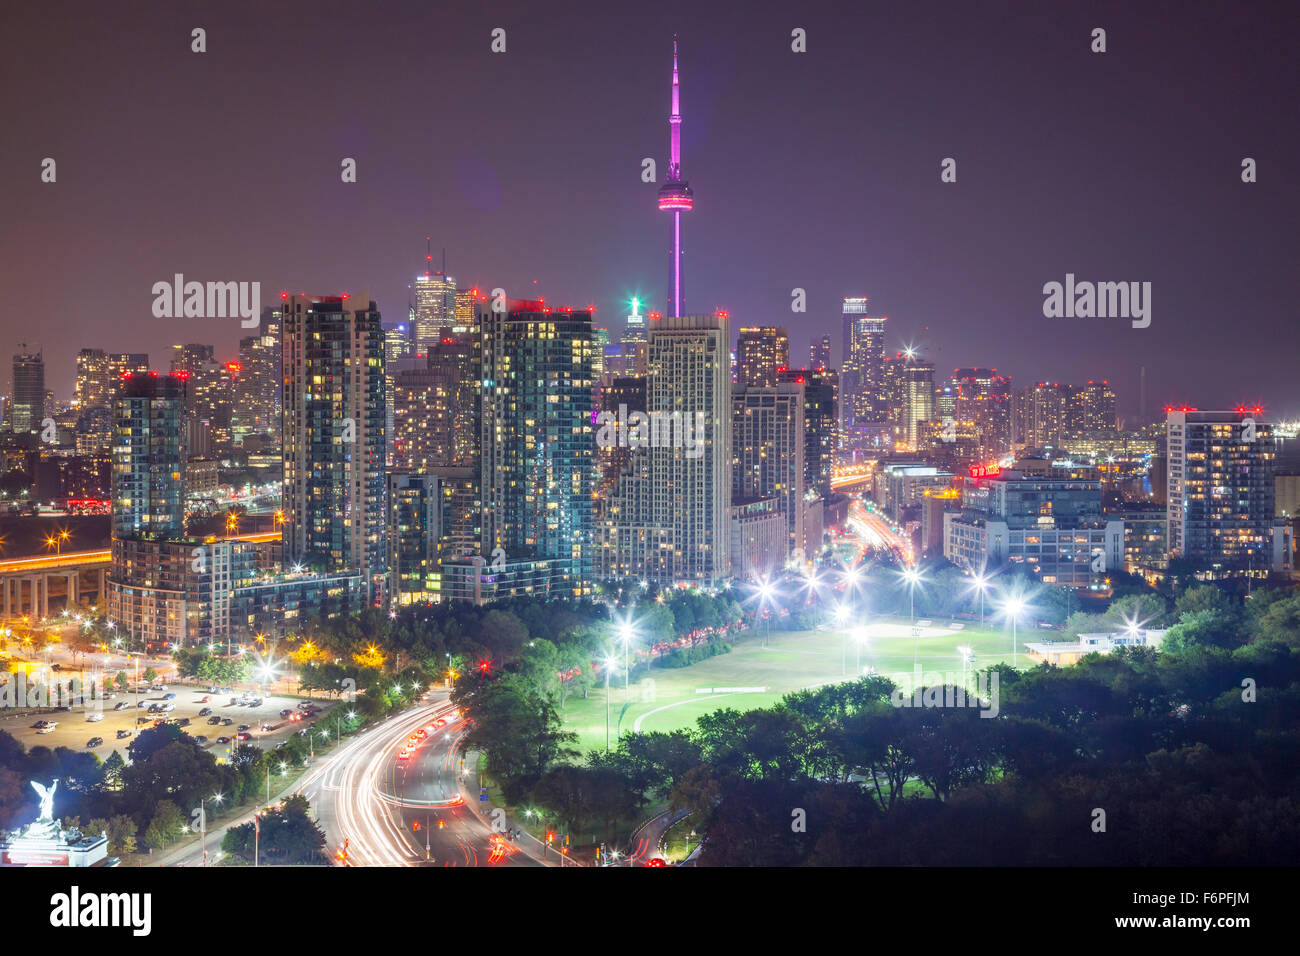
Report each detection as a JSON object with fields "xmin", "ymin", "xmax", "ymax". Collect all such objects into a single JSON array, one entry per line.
[{"xmin": 425, "ymin": 236, "xmax": 434, "ymax": 278}]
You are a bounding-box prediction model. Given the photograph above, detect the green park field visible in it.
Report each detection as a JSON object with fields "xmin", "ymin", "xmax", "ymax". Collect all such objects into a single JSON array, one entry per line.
[{"xmin": 560, "ymin": 617, "xmax": 1029, "ymax": 755}]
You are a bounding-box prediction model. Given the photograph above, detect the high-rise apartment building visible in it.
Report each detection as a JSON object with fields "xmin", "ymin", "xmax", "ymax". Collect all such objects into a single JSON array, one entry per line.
[
  {"xmin": 10, "ymin": 347, "xmax": 44, "ymax": 434},
  {"xmin": 599, "ymin": 313, "xmax": 732, "ymax": 583},
  {"xmin": 281, "ymin": 293, "xmax": 388, "ymax": 603},
  {"xmin": 779, "ymin": 367, "xmax": 837, "ymax": 499},
  {"xmin": 477, "ymin": 301, "xmax": 595, "ymax": 593},
  {"xmin": 732, "ymin": 382, "xmax": 805, "ymax": 557},
  {"xmin": 736, "ymin": 327, "xmax": 790, "ymax": 387},
  {"xmin": 1166, "ymin": 408, "xmax": 1292, "ymax": 575},
  {"xmin": 110, "ymin": 373, "xmax": 187, "ymax": 539}
]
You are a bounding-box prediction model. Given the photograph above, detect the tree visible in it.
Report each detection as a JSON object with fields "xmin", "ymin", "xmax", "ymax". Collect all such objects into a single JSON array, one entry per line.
[
  {"xmin": 114, "ymin": 672, "xmax": 127, "ymax": 690},
  {"xmin": 142, "ymin": 799, "xmax": 184, "ymax": 849},
  {"xmin": 142, "ymin": 666, "xmax": 157, "ymax": 684}
]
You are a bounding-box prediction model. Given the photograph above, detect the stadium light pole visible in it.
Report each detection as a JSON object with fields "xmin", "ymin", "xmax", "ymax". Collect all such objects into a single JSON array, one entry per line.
[
  {"xmin": 603, "ymin": 656, "xmax": 618, "ymax": 752},
  {"xmin": 969, "ymin": 572, "xmax": 990, "ymax": 628},
  {"xmin": 834, "ymin": 603, "xmax": 851, "ymax": 675},
  {"xmin": 1003, "ymin": 594, "xmax": 1027, "ymax": 667}
]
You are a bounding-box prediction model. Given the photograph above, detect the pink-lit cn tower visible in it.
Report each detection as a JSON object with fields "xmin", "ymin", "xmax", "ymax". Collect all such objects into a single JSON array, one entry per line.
[{"xmin": 657, "ymin": 36, "xmax": 693, "ymax": 318}]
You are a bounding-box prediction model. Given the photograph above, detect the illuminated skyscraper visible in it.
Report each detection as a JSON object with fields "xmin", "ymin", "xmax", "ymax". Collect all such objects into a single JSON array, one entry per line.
[
  {"xmin": 10, "ymin": 347, "xmax": 44, "ymax": 434},
  {"xmin": 1166, "ymin": 408, "xmax": 1292, "ymax": 575},
  {"xmin": 478, "ymin": 300, "xmax": 595, "ymax": 593},
  {"xmin": 736, "ymin": 327, "xmax": 790, "ymax": 387},
  {"xmin": 657, "ymin": 39, "xmax": 693, "ymax": 318},
  {"xmin": 732, "ymin": 382, "xmax": 805, "ymax": 557},
  {"xmin": 809, "ymin": 335, "xmax": 832, "ymax": 371},
  {"xmin": 599, "ymin": 312, "xmax": 732, "ymax": 583},
  {"xmin": 840, "ymin": 298, "xmax": 886, "ymax": 427},
  {"xmin": 281, "ymin": 293, "xmax": 388, "ymax": 603}
]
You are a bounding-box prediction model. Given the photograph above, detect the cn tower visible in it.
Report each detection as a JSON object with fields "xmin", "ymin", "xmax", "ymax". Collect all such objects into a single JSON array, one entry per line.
[{"xmin": 657, "ymin": 36, "xmax": 693, "ymax": 318}]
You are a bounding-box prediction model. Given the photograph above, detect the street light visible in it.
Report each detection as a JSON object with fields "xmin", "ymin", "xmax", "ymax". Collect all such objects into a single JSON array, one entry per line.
[{"xmin": 957, "ymin": 645, "xmax": 973, "ymax": 690}]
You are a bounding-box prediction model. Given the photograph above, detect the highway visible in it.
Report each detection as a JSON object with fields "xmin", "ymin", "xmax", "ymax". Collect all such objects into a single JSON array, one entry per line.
[{"xmin": 298, "ymin": 698, "xmax": 539, "ymax": 867}]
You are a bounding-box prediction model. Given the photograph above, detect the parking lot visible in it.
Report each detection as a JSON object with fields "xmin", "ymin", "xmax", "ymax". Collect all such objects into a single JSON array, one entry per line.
[{"xmin": 2, "ymin": 683, "xmax": 338, "ymax": 763}]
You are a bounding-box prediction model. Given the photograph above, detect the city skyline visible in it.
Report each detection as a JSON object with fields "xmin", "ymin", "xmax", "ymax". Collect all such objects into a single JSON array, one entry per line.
[{"xmin": 3, "ymin": 1, "xmax": 1297, "ymax": 417}]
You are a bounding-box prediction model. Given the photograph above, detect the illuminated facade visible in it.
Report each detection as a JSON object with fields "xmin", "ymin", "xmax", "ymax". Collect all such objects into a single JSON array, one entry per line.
[
  {"xmin": 478, "ymin": 301, "xmax": 595, "ymax": 593},
  {"xmin": 1166, "ymin": 408, "xmax": 1292, "ymax": 575},
  {"xmin": 281, "ymin": 293, "xmax": 388, "ymax": 604}
]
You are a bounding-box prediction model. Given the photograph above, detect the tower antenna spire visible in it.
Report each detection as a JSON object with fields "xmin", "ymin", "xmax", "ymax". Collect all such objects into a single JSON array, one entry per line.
[{"xmin": 657, "ymin": 36, "xmax": 693, "ymax": 318}]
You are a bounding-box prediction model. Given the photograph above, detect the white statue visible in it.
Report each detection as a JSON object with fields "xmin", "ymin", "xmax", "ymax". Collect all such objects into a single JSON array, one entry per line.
[{"xmin": 31, "ymin": 780, "xmax": 57, "ymax": 823}]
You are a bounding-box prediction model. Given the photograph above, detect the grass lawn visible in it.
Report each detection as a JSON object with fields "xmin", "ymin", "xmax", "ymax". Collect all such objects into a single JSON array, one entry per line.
[{"xmin": 560, "ymin": 617, "xmax": 1024, "ymax": 755}]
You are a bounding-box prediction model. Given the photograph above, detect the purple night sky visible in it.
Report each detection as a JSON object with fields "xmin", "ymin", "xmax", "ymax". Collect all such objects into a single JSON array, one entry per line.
[{"xmin": 3, "ymin": 0, "xmax": 1297, "ymax": 420}]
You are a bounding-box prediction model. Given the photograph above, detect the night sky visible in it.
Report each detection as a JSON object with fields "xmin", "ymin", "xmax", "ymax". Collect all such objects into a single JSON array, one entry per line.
[{"xmin": 3, "ymin": 0, "xmax": 1297, "ymax": 420}]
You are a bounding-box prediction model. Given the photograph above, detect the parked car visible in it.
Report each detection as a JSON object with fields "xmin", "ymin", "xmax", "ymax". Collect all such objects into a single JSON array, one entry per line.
[
  {"xmin": 175, "ymin": 717, "xmax": 190, "ymax": 727},
  {"xmin": 136, "ymin": 716, "xmax": 151, "ymax": 725},
  {"xmin": 162, "ymin": 693, "xmax": 176, "ymax": 701},
  {"xmin": 198, "ymin": 707, "xmax": 212, "ymax": 716},
  {"xmin": 116, "ymin": 729, "xmax": 131, "ymax": 739},
  {"xmin": 86, "ymin": 712, "xmax": 104, "ymax": 722},
  {"xmin": 193, "ymin": 735, "xmax": 208, "ymax": 745},
  {"xmin": 280, "ymin": 708, "xmax": 293, "ymax": 718},
  {"xmin": 113, "ymin": 701, "xmax": 129, "ymax": 711},
  {"xmin": 260, "ymin": 723, "xmax": 273, "ymax": 732},
  {"xmin": 86, "ymin": 737, "xmax": 103, "ymax": 748},
  {"xmin": 216, "ymin": 736, "xmax": 231, "ymax": 745},
  {"xmin": 198, "ymin": 696, "xmax": 210, "ymax": 703},
  {"xmin": 38, "ymin": 725, "xmax": 57, "ymax": 734},
  {"xmin": 207, "ymin": 715, "xmax": 222, "ymax": 725},
  {"xmin": 221, "ymin": 717, "xmax": 233, "ymax": 726},
  {"xmin": 32, "ymin": 720, "xmax": 49, "ymax": 729},
  {"xmin": 237, "ymin": 724, "xmax": 250, "ymax": 732},
  {"xmin": 236, "ymin": 732, "xmax": 252, "ymax": 741}
]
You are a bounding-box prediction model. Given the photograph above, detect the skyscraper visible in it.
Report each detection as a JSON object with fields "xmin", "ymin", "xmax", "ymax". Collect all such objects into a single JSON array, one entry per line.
[
  {"xmin": 110, "ymin": 373, "xmax": 187, "ymax": 539},
  {"xmin": 810, "ymin": 335, "xmax": 832, "ymax": 372},
  {"xmin": 412, "ymin": 270, "xmax": 457, "ymax": 354},
  {"xmin": 1166, "ymin": 408, "xmax": 1292, "ymax": 575},
  {"xmin": 736, "ymin": 327, "xmax": 790, "ymax": 387},
  {"xmin": 780, "ymin": 367, "xmax": 838, "ymax": 499},
  {"xmin": 478, "ymin": 300, "xmax": 595, "ymax": 592},
  {"xmin": 74, "ymin": 348, "xmax": 111, "ymax": 410},
  {"xmin": 657, "ymin": 38, "xmax": 693, "ymax": 318},
  {"xmin": 840, "ymin": 298, "xmax": 886, "ymax": 427},
  {"xmin": 281, "ymin": 293, "xmax": 388, "ymax": 603},
  {"xmin": 10, "ymin": 347, "xmax": 44, "ymax": 434},
  {"xmin": 733, "ymin": 381, "xmax": 805, "ymax": 557},
  {"xmin": 599, "ymin": 312, "xmax": 732, "ymax": 583}
]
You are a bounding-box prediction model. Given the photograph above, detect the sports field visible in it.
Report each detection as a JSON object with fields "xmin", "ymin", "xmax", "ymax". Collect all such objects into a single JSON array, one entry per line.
[{"xmin": 561, "ymin": 617, "xmax": 1025, "ymax": 754}]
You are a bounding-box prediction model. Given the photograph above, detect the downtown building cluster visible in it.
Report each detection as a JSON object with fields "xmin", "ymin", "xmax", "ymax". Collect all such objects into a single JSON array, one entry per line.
[
  {"xmin": 0, "ymin": 39, "xmax": 1295, "ymax": 653},
  {"xmin": 834, "ymin": 295, "xmax": 1296, "ymax": 588}
]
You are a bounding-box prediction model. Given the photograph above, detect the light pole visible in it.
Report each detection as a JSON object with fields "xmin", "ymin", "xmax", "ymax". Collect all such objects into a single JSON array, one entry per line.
[
  {"xmin": 617, "ymin": 619, "xmax": 636, "ymax": 704},
  {"xmin": 1003, "ymin": 595, "xmax": 1026, "ymax": 667},
  {"xmin": 903, "ymin": 567, "xmax": 924, "ymax": 668},
  {"xmin": 957, "ymin": 645, "xmax": 972, "ymax": 691},
  {"xmin": 834, "ymin": 604, "xmax": 851, "ymax": 676},
  {"xmin": 201, "ymin": 792, "xmax": 222, "ymax": 866},
  {"xmin": 853, "ymin": 626, "xmax": 869, "ymax": 676},
  {"xmin": 603, "ymin": 655, "xmax": 618, "ymax": 752},
  {"xmin": 969, "ymin": 573, "xmax": 989, "ymax": 628}
]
